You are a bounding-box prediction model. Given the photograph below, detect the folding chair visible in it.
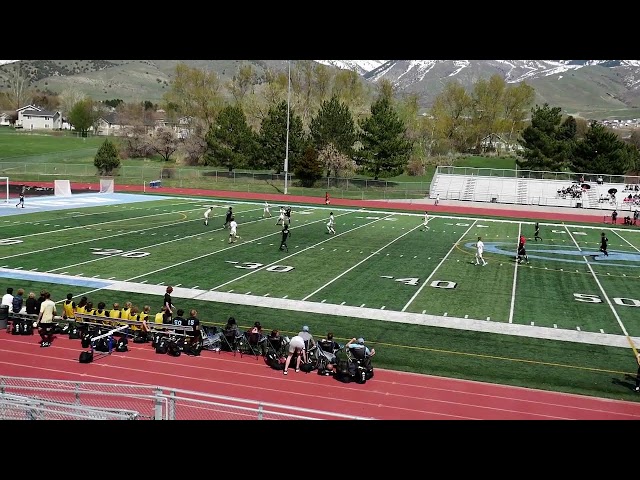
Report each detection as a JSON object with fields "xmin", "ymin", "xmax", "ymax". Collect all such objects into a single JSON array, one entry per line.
[
  {"xmin": 238, "ymin": 331, "xmax": 267, "ymax": 359},
  {"xmin": 219, "ymin": 327, "xmax": 241, "ymax": 356}
]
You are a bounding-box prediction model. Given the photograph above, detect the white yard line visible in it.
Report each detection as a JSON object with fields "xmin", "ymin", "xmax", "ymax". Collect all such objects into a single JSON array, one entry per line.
[
  {"xmin": 301, "ymin": 222, "xmax": 423, "ymax": 301},
  {"xmin": 564, "ymin": 225, "xmax": 632, "ymax": 340},
  {"xmin": 508, "ymin": 222, "xmax": 521, "ymax": 324},
  {"xmin": 45, "ymin": 207, "xmax": 268, "ymax": 273},
  {"xmin": 401, "ymin": 220, "xmax": 477, "ymax": 312},
  {"xmin": 611, "ymin": 229, "xmax": 640, "ymax": 253},
  {"xmin": 0, "ymin": 204, "xmax": 246, "ymax": 261},
  {"xmin": 208, "ymin": 214, "xmax": 395, "ymax": 293}
]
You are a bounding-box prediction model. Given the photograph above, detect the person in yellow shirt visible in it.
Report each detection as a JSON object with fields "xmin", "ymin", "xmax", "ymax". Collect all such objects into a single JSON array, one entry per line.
[
  {"xmin": 120, "ymin": 301, "xmax": 132, "ymax": 321},
  {"xmin": 94, "ymin": 301, "xmax": 109, "ymax": 326},
  {"xmin": 108, "ymin": 302, "xmax": 121, "ymax": 327},
  {"xmin": 62, "ymin": 293, "xmax": 76, "ymax": 322}
]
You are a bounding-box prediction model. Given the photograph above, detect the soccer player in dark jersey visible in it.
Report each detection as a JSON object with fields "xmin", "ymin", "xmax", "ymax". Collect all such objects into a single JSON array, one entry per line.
[
  {"xmin": 223, "ymin": 207, "xmax": 233, "ymax": 228},
  {"xmin": 16, "ymin": 185, "xmax": 25, "ymax": 208},
  {"xmin": 279, "ymin": 224, "xmax": 290, "ymax": 252},
  {"xmin": 534, "ymin": 222, "xmax": 542, "ymax": 241},
  {"xmin": 284, "ymin": 206, "xmax": 292, "ymax": 225},
  {"xmin": 599, "ymin": 232, "xmax": 609, "ymax": 257}
]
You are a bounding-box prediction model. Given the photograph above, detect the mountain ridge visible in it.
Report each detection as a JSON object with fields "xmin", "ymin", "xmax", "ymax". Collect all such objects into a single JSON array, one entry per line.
[{"xmin": 1, "ymin": 60, "xmax": 639, "ymax": 120}]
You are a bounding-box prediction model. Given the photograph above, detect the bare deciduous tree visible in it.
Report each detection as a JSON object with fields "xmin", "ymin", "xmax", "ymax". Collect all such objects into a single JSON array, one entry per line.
[
  {"xmin": 6, "ymin": 64, "xmax": 32, "ymax": 109},
  {"xmin": 150, "ymin": 127, "xmax": 179, "ymax": 161}
]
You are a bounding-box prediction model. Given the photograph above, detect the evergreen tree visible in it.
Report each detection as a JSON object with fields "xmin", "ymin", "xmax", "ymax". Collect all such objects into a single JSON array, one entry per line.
[
  {"xmin": 309, "ymin": 95, "xmax": 357, "ymax": 175},
  {"xmin": 294, "ymin": 145, "xmax": 323, "ymax": 187},
  {"xmin": 203, "ymin": 104, "xmax": 257, "ymax": 171},
  {"xmin": 257, "ymin": 101, "xmax": 306, "ymax": 173},
  {"xmin": 571, "ymin": 122, "xmax": 638, "ymax": 176},
  {"xmin": 355, "ymin": 96, "xmax": 413, "ymax": 180},
  {"xmin": 94, "ymin": 138, "xmax": 121, "ymax": 175},
  {"xmin": 517, "ymin": 103, "xmax": 568, "ymax": 171}
]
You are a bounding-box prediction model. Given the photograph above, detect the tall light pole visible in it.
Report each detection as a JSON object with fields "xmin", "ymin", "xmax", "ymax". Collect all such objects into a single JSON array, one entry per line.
[{"xmin": 284, "ymin": 60, "xmax": 291, "ymax": 195}]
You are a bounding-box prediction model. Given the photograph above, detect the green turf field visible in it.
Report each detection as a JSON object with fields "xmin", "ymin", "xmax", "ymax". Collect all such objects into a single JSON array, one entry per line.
[{"xmin": 2, "ymin": 196, "xmax": 640, "ymax": 400}]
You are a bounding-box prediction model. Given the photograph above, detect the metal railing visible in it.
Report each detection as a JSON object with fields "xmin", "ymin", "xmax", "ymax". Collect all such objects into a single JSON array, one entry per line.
[{"xmin": 0, "ymin": 376, "xmax": 372, "ymax": 420}]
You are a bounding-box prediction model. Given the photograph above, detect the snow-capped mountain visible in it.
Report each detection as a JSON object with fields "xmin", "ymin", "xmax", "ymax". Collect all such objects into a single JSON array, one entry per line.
[
  {"xmin": 318, "ymin": 60, "xmax": 640, "ymax": 117},
  {"xmin": 314, "ymin": 60, "xmax": 389, "ymax": 76}
]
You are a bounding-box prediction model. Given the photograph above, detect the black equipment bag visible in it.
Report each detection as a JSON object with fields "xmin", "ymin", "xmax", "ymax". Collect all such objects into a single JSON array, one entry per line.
[
  {"xmin": 185, "ymin": 341, "xmax": 202, "ymax": 356},
  {"xmin": 11, "ymin": 319, "xmax": 22, "ymax": 335},
  {"xmin": 300, "ymin": 362, "xmax": 315, "ymax": 373},
  {"xmin": 68, "ymin": 324, "xmax": 81, "ymax": 340},
  {"xmin": 115, "ymin": 337, "xmax": 128, "ymax": 352},
  {"xmin": 167, "ymin": 339, "xmax": 182, "ymax": 357},
  {"xmin": 81, "ymin": 332, "xmax": 92, "ymax": 349},
  {"xmin": 20, "ymin": 320, "xmax": 33, "ymax": 335},
  {"xmin": 155, "ymin": 338, "xmax": 168, "ymax": 354},
  {"xmin": 79, "ymin": 350, "xmax": 94, "ymax": 363},
  {"xmin": 151, "ymin": 332, "xmax": 165, "ymax": 349},
  {"xmin": 94, "ymin": 337, "xmax": 111, "ymax": 353},
  {"xmin": 133, "ymin": 331, "xmax": 148, "ymax": 343},
  {"xmin": 264, "ymin": 352, "xmax": 285, "ymax": 370}
]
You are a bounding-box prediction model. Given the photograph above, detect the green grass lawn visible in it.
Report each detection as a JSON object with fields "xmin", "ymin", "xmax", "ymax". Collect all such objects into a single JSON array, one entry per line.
[{"xmin": 1, "ymin": 197, "xmax": 640, "ymax": 401}]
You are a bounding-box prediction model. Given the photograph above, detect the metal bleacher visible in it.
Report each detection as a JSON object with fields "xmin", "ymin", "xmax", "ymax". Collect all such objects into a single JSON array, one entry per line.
[{"xmin": 429, "ymin": 166, "xmax": 638, "ymax": 211}]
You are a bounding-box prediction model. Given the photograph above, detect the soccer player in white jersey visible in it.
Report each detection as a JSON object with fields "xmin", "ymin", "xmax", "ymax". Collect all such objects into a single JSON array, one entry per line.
[
  {"xmin": 327, "ymin": 212, "xmax": 335, "ymax": 235},
  {"xmin": 422, "ymin": 211, "xmax": 430, "ymax": 231},
  {"xmin": 263, "ymin": 201, "xmax": 271, "ymax": 218},
  {"xmin": 203, "ymin": 206, "xmax": 213, "ymax": 226},
  {"xmin": 228, "ymin": 217, "xmax": 239, "ymax": 243},
  {"xmin": 475, "ymin": 236, "xmax": 487, "ymax": 266},
  {"xmin": 276, "ymin": 207, "xmax": 285, "ymax": 226}
]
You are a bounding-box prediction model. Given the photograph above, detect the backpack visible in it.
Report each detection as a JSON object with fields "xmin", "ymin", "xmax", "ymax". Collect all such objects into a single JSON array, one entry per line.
[
  {"xmin": 264, "ymin": 352, "xmax": 285, "ymax": 370},
  {"xmin": 300, "ymin": 362, "xmax": 315, "ymax": 373},
  {"xmin": 11, "ymin": 319, "xmax": 22, "ymax": 335},
  {"xmin": 155, "ymin": 338, "xmax": 168, "ymax": 354},
  {"xmin": 94, "ymin": 337, "xmax": 111, "ymax": 353},
  {"xmin": 115, "ymin": 337, "xmax": 128, "ymax": 352},
  {"xmin": 68, "ymin": 324, "xmax": 80, "ymax": 340},
  {"xmin": 133, "ymin": 331, "xmax": 148, "ymax": 343},
  {"xmin": 167, "ymin": 339, "xmax": 182, "ymax": 357},
  {"xmin": 79, "ymin": 351, "xmax": 94, "ymax": 364},
  {"xmin": 19, "ymin": 320, "xmax": 33, "ymax": 335},
  {"xmin": 81, "ymin": 333, "xmax": 92, "ymax": 348},
  {"xmin": 185, "ymin": 342, "xmax": 202, "ymax": 356},
  {"xmin": 12, "ymin": 296, "xmax": 22, "ymax": 314}
]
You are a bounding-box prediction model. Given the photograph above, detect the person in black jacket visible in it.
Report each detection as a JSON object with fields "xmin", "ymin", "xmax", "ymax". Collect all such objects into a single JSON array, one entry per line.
[{"xmin": 25, "ymin": 292, "xmax": 38, "ymax": 315}]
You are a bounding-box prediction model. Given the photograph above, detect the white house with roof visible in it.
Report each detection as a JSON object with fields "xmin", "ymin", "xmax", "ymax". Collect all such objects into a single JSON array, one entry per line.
[
  {"xmin": 16, "ymin": 104, "xmax": 62, "ymax": 130},
  {"xmin": 0, "ymin": 112, "xmax": 12, "ymax": 126}
]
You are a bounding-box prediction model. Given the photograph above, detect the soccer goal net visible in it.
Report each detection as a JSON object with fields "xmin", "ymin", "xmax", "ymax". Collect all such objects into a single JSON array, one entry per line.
[
  {"xmin": 0, "ymin": 177, "xmax": 8, "ymax": 204},
  {"xmin": 54, "ymin": 179, "xmax": 72, "ymax": 197},
  {"xmin": 99, "ymin": 178, "xmax": 114, "ymax": 194}
]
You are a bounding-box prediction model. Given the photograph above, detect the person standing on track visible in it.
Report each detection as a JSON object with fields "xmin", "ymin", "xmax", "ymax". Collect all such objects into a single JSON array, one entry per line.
[{"xmin": 36, "ymin": 292, "xmax": 57, "ymax": 348}]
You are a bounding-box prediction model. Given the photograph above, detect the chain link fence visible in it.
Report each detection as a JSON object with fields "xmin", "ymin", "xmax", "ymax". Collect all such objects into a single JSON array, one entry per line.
[
  {"xmin": 0, "ymin": 161, "xmax": 431, "ymax": 201},
  {"xmin": 0, "ymin": 376, "xmax": 372, "ymax": 420}
]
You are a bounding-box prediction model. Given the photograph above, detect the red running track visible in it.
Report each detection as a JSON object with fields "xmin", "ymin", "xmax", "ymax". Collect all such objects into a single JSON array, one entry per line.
[{"xmin": 2, "ymin": 332, "xmax": 640, "ymax": 420}]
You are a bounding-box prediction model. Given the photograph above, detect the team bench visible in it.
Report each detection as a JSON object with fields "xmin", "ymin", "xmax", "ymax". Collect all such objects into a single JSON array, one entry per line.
[{"xmin": 73, "ymin": 313, "xmax": 194, "ymax": 337}]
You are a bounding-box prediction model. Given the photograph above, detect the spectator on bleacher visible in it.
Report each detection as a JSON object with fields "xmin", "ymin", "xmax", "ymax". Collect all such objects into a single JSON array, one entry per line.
[
  {"xmin": 36, "ymin": 292, "xmax": 57, "ymax": 348},
  {"xmin": 163, "ymin": 286, "xmax": 174, "ymax": 324},
  {"xmin": 1, "ymin": 287, "xmax": 14, "ymax": 312},
  {"xmin": 84, "ymin": 301, "xmax": 95, "ymax": 315},
  {"xmin": 186, "ymin": 309, "xmax": 201, "ymax": 346},
  {"xmin": 25, "ymin": 292, "xmax": 38, "ymax": 315},
  {"xmin": 346, "ymin": 337, "xmax": 376, "ymax": 359},
  {"xmin": 172, "ymin": 308, "xmax": 186, "ymax": 327},
  {"xmin": 76, "ymin": 296, "xmax": 88, "ymax": 314},
  {"xmin": 95, "ymin": 302, "xmax": 109, "ymax": 323},
  {"xmin": 62, "ymin": 293, "xmax": 76, "ymax": 321},
  {"xmin": 120, "ymin": 301, "xmax": 133, "ymax": 320},
  {"xmin": 12, "ymin": 288, "xmax": 24, "ymax": 314},
  {"xmin": 267, "ymin": 329, "xmax": 282, "ymax": 353},
  {"xmin": 246, "ymin": 321, "xmax": 266, "ymax": 355}
]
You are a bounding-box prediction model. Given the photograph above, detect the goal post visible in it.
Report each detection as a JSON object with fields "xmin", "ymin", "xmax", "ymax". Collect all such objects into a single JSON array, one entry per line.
[
  {"xmin": 54, "ymin": 179, "xmax": 72, "ymax": 197},
  {"xmin": 99, "ymin": 177, "xmax": 115, "ymax": 194}
]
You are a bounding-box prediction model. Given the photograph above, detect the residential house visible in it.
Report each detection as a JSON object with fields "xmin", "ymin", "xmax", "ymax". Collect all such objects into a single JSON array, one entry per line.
[
  {"xmin": 479, "ymin": 133, "xmax": 523, "ymax": 155},
  {"xmin": 16, "ymin": 104, "xmax": 62, "ymax": 130},
  {"xmin": 0, "ymin": 112, "xmax": 12, "ymax": 126},
  {"xmin": 95, "ymin": 112, "xmax": 125, "ymax": 136}
]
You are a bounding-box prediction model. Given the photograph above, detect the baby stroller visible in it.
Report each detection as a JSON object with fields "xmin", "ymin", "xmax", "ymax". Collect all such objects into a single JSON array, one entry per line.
[
  {"xmin": 201, "ymin": 325, "xmax": 222, "ymax": 352},
  {"xmin": 335, "ymin": 346, "xmax": 374, "ymax": 384}
]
